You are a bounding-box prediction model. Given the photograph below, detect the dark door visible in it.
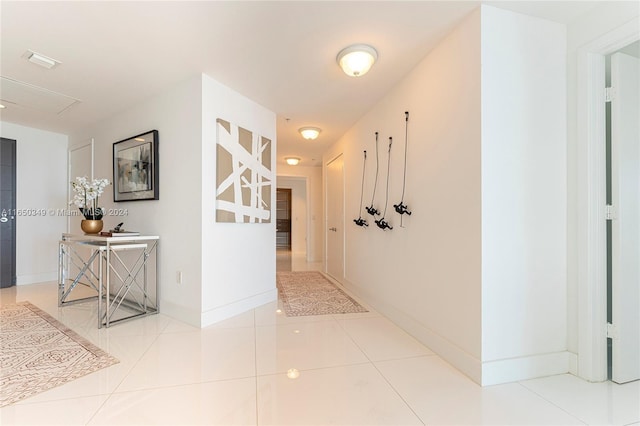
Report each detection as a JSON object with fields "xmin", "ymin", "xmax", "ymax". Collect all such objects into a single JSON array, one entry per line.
[
  {"xmin": 0, "ymin": 138, "xmax": 17, "ymax": 288},
  {"xmin": 276, "ymin": 188, "xmax": 291, "ymax": 250}
]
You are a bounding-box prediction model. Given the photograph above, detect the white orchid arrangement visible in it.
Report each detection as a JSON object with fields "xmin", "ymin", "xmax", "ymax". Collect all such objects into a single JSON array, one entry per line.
[{"xmin": 71, "ymin": 176, "xmax": 111, "ymax": 220}]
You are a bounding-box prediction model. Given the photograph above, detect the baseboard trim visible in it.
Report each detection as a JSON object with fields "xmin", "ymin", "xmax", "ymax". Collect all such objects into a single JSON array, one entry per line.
[
  {"xmin": 201, "ymin": 288, "xmax": 277, "ymax": 327},
  {"xmin": 569, "ymin": 351, "xmax": 578, "ymax": 376},
  {"xmin": 481, "ymin": 351, "xmax": 571, "ymax": 385},
  {"xmin": 340, "ymin": 277, "xmax": 482, "ymax": 385},
  {"xmin": 16, "ymin": 272, "xmax": 57, "ymax": 285},
  {"xmin": 159, "ymin": 299, "xmax": 201, "ymax": 327}
]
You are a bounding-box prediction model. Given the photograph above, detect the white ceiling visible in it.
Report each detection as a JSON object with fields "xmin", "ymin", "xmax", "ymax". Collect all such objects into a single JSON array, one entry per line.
[{"xmin": 0, "ymin": 1, "xmax": 601, "ymax": 166}]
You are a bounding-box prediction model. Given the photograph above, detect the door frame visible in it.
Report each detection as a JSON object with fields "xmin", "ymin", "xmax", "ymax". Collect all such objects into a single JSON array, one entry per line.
[
  {"xmin": 577, "ymin": 18, "xmax": 639, "ymax": 382},
  {"xmin": 325, "ymin": 153, "xmax": 345, "ymax": 281}
]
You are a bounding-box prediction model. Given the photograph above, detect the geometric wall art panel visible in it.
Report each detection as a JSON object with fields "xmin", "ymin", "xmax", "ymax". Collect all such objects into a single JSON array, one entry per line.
[{"xmin": 216, "ymin": 118, "xmax": 272, "ymax": 223}]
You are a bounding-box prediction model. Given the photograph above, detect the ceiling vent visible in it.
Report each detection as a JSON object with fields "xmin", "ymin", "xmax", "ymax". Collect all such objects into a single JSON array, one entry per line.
[
  {"xmin": 0, "ymin": 76, "xmax": 80, "ymax": 114},
  {"xmin": 23, "ymin": 50, "xmax": 61, "ymax": 70}
]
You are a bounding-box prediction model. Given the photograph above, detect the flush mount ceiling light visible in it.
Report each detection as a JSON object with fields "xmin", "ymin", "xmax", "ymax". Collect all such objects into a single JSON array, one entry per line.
[
  {"xmin": 285, "ymin": 157, "xmax": 301, "ymax": 166},
  {"xmin": 336, "ymin": 44, "xmax": 378, "ymax": 77},
  {"xmin": 298, "ymin": 127, "xmax": 321, "ymax": 140},
  {"xmin": 24, "ymin": 50, "xmax": 61, "ymax": 70}
]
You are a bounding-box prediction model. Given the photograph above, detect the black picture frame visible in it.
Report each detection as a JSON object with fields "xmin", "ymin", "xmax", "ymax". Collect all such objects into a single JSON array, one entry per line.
[{"xmin": 113, "ymin": 130, "xmax": 159, "ymax": 202}]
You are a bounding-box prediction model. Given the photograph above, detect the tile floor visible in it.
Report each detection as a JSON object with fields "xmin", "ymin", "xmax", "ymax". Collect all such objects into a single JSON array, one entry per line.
[{"xmin": 0, "ymin": 252, "xmax": 638, "ymax": 425}]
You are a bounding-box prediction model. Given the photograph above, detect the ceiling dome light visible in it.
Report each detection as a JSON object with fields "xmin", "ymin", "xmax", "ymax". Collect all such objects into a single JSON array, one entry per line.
[
  {"xmin": 285, "ymin": 157, "xmax": 301, "ymax": 166},
  {"xmin": 336, "ymin": 44, "xmax": 378, "ymax": 77},
  {"xmin": 298, "ymin": 127, "xmax": 321, "ymax": 140}
]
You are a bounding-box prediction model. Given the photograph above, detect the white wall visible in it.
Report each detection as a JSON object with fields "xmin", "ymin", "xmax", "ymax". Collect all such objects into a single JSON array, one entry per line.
[
  {"xmin": 480, "ymin": 6, "xmax": 568, "ymax": 384},
  {"xmin": 322, "ymin": 6, "xmax": 571, "ymax": 385},
  {"xmin": 277, "ymin": 176, "xmax": 307, "ymax": 255},
  {"xmin": 0, "ymin": 121, "xmax": 68, "ymax": 284},
  {"xmin": 70, "ymin": 76, "xmax": 204, "ymax": 325},
  {"xmin": 200, "ymin": 73, "xmax": 277, "ymax": 326},
  {"xmin": 323, "ymin": 8, "xmax": 483, "ymax": 382},
  {"xmin": 278, "ymin": 164, "xmax": 323, "ymax": 262}
]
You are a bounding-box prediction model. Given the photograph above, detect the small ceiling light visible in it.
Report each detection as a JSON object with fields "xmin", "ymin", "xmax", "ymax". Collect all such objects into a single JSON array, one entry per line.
[
  {"xmin": 285, "ymin": 157, "xmax": 301, "ymax": 166},
  {"xmin": 336, "ymin": 44, "xmax": 378, "ymax": 77},
  {"xmin": 26, "ymin": 51, "xmax": 60, "ymax": 69},
  {"xmin": 298, "ymin": 127, "xmax": 321, "ymax": 140},
  {"xmin": 0, "ymin": 104, "xmax": 6, "ymax": 109},
  {"xmin": 287, "ymin": 368, "xmax": 300, "ymax": 380}
]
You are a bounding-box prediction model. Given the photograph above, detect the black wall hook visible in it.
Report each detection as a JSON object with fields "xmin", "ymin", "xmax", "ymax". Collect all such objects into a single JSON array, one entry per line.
[
  {"xmin": 353, "ymin": 217, "xmax": 368, "ymax": 227},
  {"xmin": 354, "ymin": 150, "xmax": 370, "ymax": 228},
  {"xmin": 393, "ymin": 202, "xmax": 412, "ymax": 216},
  {"xmin": 375, "ymin": 218, "xmax": 393, "ymax": 230},
  {"xmin": 396, "ymin": 110, "xmax": 413, "ymax": 227}
]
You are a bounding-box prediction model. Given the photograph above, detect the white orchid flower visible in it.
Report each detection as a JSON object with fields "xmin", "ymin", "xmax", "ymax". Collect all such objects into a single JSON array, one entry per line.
[{"xmin": 69, "ymin": 176, "xmax": 111, "ymax": 219}]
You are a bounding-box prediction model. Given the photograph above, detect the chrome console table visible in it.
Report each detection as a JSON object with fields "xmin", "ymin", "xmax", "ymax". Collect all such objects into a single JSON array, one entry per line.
[{"xmin": 58, "ymin": 233, "xmax": 159, "ymax": 328}]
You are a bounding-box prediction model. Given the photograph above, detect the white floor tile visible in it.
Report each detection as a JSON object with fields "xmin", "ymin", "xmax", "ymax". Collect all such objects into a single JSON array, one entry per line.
[
  {"xmin": 14, "ymin": 350, "xmax": 138, "ymax": 404},
  {"xmin": 376, "ymin": 356, "xmax": 584, "ymax": 425},
  {"xmin": 521, "ymin": 374, "xmax": 640, "ymax": 425},
  {"xmin": 85, "ymin": 332, "xmax": 159, "ymax": 365},
  {"xmin": 255, "ymin": 320, "xmax": 369, "ymax": 375},
  {"xmin": 257, "ymin": 363, "xmax": 423, "ymax": 425},
  {"xmin": 205, "ymin": 309, "xmax": 256, "ymax": 329},
  {"xmin": 0, "ymin": 395, "xmax": 109, "ymax": 425},
  {"xmin": 88, "ymin": 378, "xmax": 256, "ymax": 425},
  {"xmin": 3, "ymin": 263, "xmax": 639, "ymax": 426},
  {"xmin": 254, "ymin": 300, "xmax": 336, "ymax": 326},
  {"xmin": 332, "ymin": 309, "xmax": 381, "ymax": 320},
  {"xmin": 116, "ymin": 327, "xmax": 256, "ymax": 392},
  {"xmin": 160, "ymin": 317, "xmax": 201, "ymax": 334},
  {"xmin": 162, "ymin": 309, "xmax": 256, "ymax": 334},
  {"xmin": 337, "ymin": 316, "xmax": 434, "ymax": 361}
]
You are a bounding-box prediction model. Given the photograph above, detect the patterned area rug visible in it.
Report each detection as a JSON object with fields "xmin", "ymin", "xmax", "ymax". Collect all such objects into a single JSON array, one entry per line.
[
  {"xmin": 277, "ymin": 271, "xmax": 368, "ymax": 316},
  {"xmin": 0, "ymin": 302, "xmax": 119, "ymax": 407}
]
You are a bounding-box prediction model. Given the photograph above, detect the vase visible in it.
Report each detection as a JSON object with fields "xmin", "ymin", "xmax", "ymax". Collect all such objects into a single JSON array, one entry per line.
[
  {"xmin": 81, "ymin": 219, "xmax": 103, "ymax": 234},
  {"xmin": 79, "ymin": 207, "xmax": 104, "ymax": 220}
]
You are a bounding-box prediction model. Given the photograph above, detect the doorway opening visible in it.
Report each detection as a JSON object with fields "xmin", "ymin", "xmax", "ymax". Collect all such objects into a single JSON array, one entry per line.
[
  {"xmin": 276, "ymin": 188, "xmax": 292, "ymax": 251},
  {"xmin": 0, "ymin": 138, "xmax": 17, "ymax": 288},
  {"xmin": 605, "ymin": 40, "xmax": 640, "ymax": 384},
  {"xmin": 576, "ymin": 18, "xmax": 638, "ymax": 384}
]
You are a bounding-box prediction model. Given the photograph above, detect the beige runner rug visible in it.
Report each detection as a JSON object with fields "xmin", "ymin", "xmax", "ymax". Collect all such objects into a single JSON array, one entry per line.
[
  {"xmin": 0, "ymin": 302, "xmax": 119, "ymax": 407},
  {"xmin": 277, "ymin": 271, "xmax": 368, "ymax": 316}
]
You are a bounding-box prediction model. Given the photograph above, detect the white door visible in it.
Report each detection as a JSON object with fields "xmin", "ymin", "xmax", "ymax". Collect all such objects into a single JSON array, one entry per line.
[
  {"xmin": 326, "ymin": 154, "xmax": 344, "ymax": 281},
  {"xmin": 611, "ymin": 52, "xmax": 640, "ymax": 384}
]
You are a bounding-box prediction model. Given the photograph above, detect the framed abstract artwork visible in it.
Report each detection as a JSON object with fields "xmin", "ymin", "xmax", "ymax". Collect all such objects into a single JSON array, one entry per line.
[
  {"xmin": 215, "ymin": 119, "xmax": 272, "ymax": 223},
  {"xmin": 113, "ymin": 130, "xmax": 159, "ymax": 202}
]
